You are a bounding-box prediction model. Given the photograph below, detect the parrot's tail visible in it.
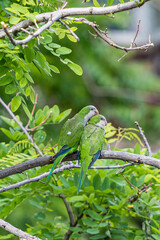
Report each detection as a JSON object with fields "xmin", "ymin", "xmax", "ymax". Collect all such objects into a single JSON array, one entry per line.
[
  {"xmin": 46, "ymin": 151, "xmax": 70, "ymax": 183},
  {"xmin": 89, "ymin": 150, "xmax": 101, "ymax": 168},
  {"xmin": 77, "ymin": 169, "xmax": 84, "ymax": 194}
]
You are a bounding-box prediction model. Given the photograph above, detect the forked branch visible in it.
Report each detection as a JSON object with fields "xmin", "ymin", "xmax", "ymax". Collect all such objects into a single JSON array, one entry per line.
[
  {"xmin": 0, "ymin": 219, "xmax": 42, "ymax": 240},
  {"xmin": 0, "ymin": 0, "xmax": 152, "ymax": 53}
]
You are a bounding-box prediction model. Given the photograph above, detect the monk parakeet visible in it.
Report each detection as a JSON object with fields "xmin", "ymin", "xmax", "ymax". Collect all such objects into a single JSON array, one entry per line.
[
  {"xmin": 47, "ymin": 105, "xmax": 99, "ymax": 182},
  {"xmin": 77, "ymin": 114, "xmax": 107, "ymax": 193}
]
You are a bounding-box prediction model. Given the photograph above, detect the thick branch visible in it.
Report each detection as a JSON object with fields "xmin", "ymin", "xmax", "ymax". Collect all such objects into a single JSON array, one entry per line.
[
  {"xmin": 59, "ymin": 194, "xmax": 75, "ymax": 226},
  {"xmin": 0, "ymin": 219, "xmax": 42, "ymax": 240},
  {"xmin": 0, "ymin": 0, "xmax": 150, "ymax": 39},
  {"xmin": 0, "ymin": 150, "xmax": 160, "ymax": 181}
]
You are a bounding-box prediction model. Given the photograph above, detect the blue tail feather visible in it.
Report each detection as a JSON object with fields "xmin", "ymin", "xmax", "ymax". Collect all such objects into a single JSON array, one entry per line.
[
  {"xmin": 89, "ymin": 150, "xmax": 101, "ymax": 168},
  {"xmin": 46, "ymin": 146, "xmax": 72, "ymax": 183}
]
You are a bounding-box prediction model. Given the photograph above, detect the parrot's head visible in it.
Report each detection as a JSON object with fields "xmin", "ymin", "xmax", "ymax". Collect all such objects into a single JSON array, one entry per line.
[
  {"xmin": 81, "ymin": 105, "xmax": 99, "ymax": 125},
  {"xmin": 89, "ymin": 114, "xmax": 107, "ymax": 129}
]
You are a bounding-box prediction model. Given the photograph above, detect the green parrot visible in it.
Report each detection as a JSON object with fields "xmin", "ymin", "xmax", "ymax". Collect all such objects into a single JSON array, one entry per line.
[
  {"xmin": 77, "ymin": 114, "xmax": 107, "ymax": 193},
  {"xmin": 47, "ymin": 105, "xmax": 99, "ymax": 182}
]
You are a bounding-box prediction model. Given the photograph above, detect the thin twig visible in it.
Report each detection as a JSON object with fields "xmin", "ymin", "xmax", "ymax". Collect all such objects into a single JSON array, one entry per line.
[
  {"xmin": 0, "ymin": 97, "xmax": 43, "ymax": 156},
  {"xmin": 60, "ymin": 0, "xmax": 68, "ymax": 9},
  {"xmin": 25, "ymin": 94, "xmax": 38, "ymax": 129},
  {"xmin": 64, "ymin": 212, "xmax": 84, "ymax": 240},
  {"xmin": 120, "ymin": 172, "xmax": 137, "ymax": 189},
  {"xmin": 90, "ymin": 25, "xmax": 153, "ymax": 53},
  {"xmin": 0, "ymin": 219, "xmax": 42, "ymax": 240},
  {"xmin": 59, "ymin": 194, "xmax": 75, "ymax": 226},
  {"xmin": 131, "ymin": 20, "xmax": 141, "ymax": 47},
  {"xmin": 1, "ymin": 22, "xmax": 16, "ymax": 45},
  {"xmin": 58, "ymin": 19, "xmax": 80, "ymax": 41},
  {"xmin": 135, "ymin": 121, "xmax": 151, "ymax": 157},
  {"xmin": 129, "ymin": 183, "xmax": 153, "ymax": 203},
  {"xmin": 0, "ymin": 163, "xmax": 138, "ymax": 193},
  {"xmin": 118, "ymin": 19, "xmax": 141, "ymax": 61},
  {"xmin": 27, "ymin": 111, "xmax": 52, "ymax": 131}
]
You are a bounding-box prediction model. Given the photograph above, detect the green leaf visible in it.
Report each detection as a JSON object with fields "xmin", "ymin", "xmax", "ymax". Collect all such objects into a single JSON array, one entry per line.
[
  {"xmin": 0, "ymin": 116, "xmax": 18, "ymax": 128},
  {"xmin": 108, "ymin": 0, "xmax": 114, "ymax": 5},
  {"xmin": 20, "ymin": 78, "xmax": 27, "ymax": 88},
  {"xmin": 69, "ymin": 227, "xmax": 82, "ymax": 232},
  {"xmin": 83, "ymin": 219, "xmax": 99, "ymax": 227},
  {"xmin": 24, "ymin": 47, "xmax": 35, "ymax": 63},
  {"xmin": 41, "ymin": 35, "xmax": 52, "ymax": 44},
  {"xmin": 9, "ymin": 16, "xmax": 21, "ymax": 25},
  {"xmin": 93, "ymin": 0, "xmax": 100, "ymax": 7},
  {"xmin": 24, "ymin": 73, "xmax": 34, "ymax": 83},
  {"xmin": 60, "ymin": 176, "xmax": 70, "ymax": 188},
  {"xmin": 70, "ymin": 196, "xmax": 86, "ymax": 202},
  {"xmin": 11, "ymin": 96, "xmax": 21, "ymax": 112},
  {"xmin": 93, "ymin": 174, "xmax": 101, "ymax": 190},
  {"xmin": 89, "ymin": 234, "xmax": 107, "ymax": 239},
  {"xmin": 34, "ymin": 212, "xmax": 45, "ymax": 220},
  {"xmin": 54, "ymin": 109, "xmax": 71, "ymax": 123},
  {"xmin": 29, "ymin": 200, "xmax": 43, "ymax": 209},
  {"xmin": 5, "ymin": 84, "xmax": 17, "ymax": 94},
  {"xmin": 56, "ymin": 47, "xmax": 72, "ymax": 55},
  {"xmin": 35, "ymin": 52, "xmax": 46, "ymax": 69},
  {"xmin": 85, "ymin": 210, "xmax": 102, "ymax": 221},
  {"xmin": 134, "ymin": 143, "xmax": 141, "ymax": 154},
  {"xmin": 11, "ymin": 3, "xmax": 29, "ymax": 14},
  {"xmin": 0, "ymin": 128, "xmax": 13, "ymax": 139},
  {"xmin": 15, "ymin": 68, "xmax": 24, "ymax": 80},
  {"xmin": 59, "ymin": 32, "xmax": 65, "ymax": 39},
  {"xmin": 67, "ymin": 62, "xmax": 83, "ymax": 76},
  {"xmin": 48, "ymin": 43, "xmax": 61, "ymax": 48},
  {"xmin": 101, "ymin": 177, "xmax": 110, "ymax": 190},
  {"xmin": 22, "ymin": 104, "xmax": 32, "ymax": 120},
  {"xmin": 87, "ymin": 228, "xmax": 100, "ymax": 234},
  {"xmin": 0, "ymin": 74, "xmax": 13, "ymax": 86},
  {"xmin": 50, "ymin": 65, "xmax": 60, "ymax": 74},
  {"xmin": 67, "ymin": 35, "xmax": 77, "ymax": 42},
  {"xmin": 144, "ymin": 174, "xmax": 155, "ymax": 183},
  {"xmin": 34, "ymin": 130, "xmax": 46, "ymax": 143},
  {"xmin": 51, "ymin": 105, "xmax": 60, "ymax": 122}
]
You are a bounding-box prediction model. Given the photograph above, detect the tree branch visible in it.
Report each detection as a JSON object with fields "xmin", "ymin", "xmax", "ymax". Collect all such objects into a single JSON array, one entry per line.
[
  {"xmin": 135, "ymin": 121, "xmax": 152, "ymax": 157},
  {"xmin": 0, "ymin": 150, "xmax": 160, "ymax": 183},
  {"xmin": 59, "ymin": 194, "xmax": 75, "ymax": 226},
  {"xmin": 0, "ymin": 97, "xmax": 43, "ymax": 157},
  {"xmin": 0, "ymin": 219, "xmax": 42, "ymax": 240},
  {"xmin": 0, "ymin": 0, "xmax": 151, "ymax": 50},
  {"xmin": 0, "ymin": 163, "xmax": 137, "ymax": 193}
]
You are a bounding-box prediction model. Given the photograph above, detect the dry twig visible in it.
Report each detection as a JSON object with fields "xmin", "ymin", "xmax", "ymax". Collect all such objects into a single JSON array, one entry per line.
[
  {"xmin": 135, "ymin": 121, "xmax": 152, "ymax": 157},
  {"xmin": 0, "ymin": 219, "xmax": 42, "ymax": 240}
]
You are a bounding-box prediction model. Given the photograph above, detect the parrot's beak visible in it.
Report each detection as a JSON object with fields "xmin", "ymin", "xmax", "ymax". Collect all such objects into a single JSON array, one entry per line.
[
  {"xmin": 95, "ymin": 109, "xmax": 99, "ymax": 115},
  {"xmin": 105, "ymin": 121, "xmax": 107, "ymax": 126}
]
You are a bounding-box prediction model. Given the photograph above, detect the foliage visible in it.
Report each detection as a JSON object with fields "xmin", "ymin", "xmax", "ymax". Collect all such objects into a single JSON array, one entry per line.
[{"xmin": 0, "ymin": 0, "xmax": 160, "ymax": 240}]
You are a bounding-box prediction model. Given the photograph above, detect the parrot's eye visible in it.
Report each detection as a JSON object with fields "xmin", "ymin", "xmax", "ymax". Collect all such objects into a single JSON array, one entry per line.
[{"xmin": 101, "ymin": 117, "xmax": 104, "ymax": 120}]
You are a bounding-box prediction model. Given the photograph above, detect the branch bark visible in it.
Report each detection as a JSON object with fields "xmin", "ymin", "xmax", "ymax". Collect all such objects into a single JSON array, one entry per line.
[
  {"xmin": 0, "ymin": 150, "xmax": 160, "ymax": 180},
  {"xmin": 0, "ymin": 0, "xmax": 151, "ymax": 51},
  {"xmin": 0, "ymin": 219, "xmax": 42, "ymax": 240}
]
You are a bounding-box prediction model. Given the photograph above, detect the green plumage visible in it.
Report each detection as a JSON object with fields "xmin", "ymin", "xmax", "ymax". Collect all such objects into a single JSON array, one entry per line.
[
  {"xmin": 77, "ymin": 114, "xmax": 107, "ymax": 193},
  {"xmin": 47, "ymin": 105, "xmax": 98, "ymax": 182}
]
